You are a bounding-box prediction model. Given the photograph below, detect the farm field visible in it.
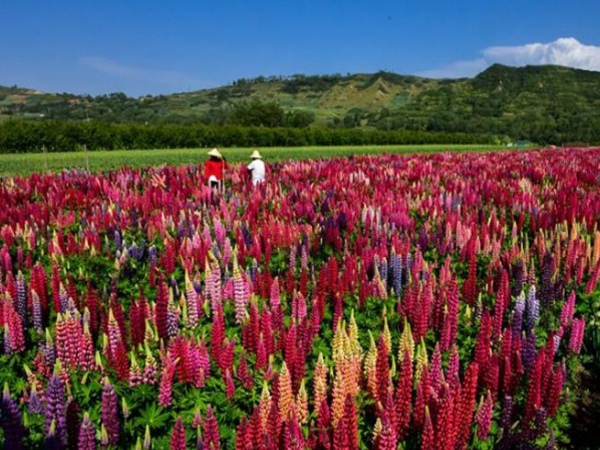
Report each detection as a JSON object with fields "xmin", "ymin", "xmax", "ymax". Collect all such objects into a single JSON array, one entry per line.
[
  {"xmin": 0, "ymin": 147, "xmax": 599, "ymax": 449},
  {"xmin": 0, "ymin": 144, "xmax": 503, "ymax": 175}
]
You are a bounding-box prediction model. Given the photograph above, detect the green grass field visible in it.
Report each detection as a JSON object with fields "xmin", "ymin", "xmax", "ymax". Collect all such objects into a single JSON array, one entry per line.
[{"xmin": 0, "ymin": 145, "xmax": 506, "ymax": 175}]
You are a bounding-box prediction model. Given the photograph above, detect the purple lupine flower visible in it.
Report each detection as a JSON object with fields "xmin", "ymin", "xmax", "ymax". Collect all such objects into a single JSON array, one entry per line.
[
  {"xmin": 45, "ymin": 420, "xmax": 62, "ymax": 450},
  {"xmin": 4, "ymin": 324, "xmax": 12, "ymax": 355},
  {"xmin": 44, "ymin": 374, "xmax": 67, "ymax": 446},
  {"xmin": 501, "ymin": 396, "xmax": 513, "ymax": 433},
  {"xmin": 28, "ymin": 384, "xmax": 43, "ymax": 414},
  {"xmin": 535, "ymin": 407, "xmax": 548, "ymax": 439},
  {"xmin": 380, "ymin": 257, "xmax": 388, "ymax": 292},
  {"xmin": 101, "ymin": 379, "xmax": 120, "ymax": 446},
  {"xmin": 170, "ymin": 277, "xmax": 180, "ymax": 301},
  {"xmin": 511, "ymin": 292, "xmax": 525, "ymax": 337},
  {"xmin": 211, "ymin": 243, "xmax": 221, "ymax": 260},
  {"xmin": 114, "ymin": 230, "xmax": 122, "ymax": 250},
  {"xmin": 1, "ymin": 383, "xmax": 24, "ymax": 450},
  {"xmin": 167, "ymin": 298, "xmax": 179, "ymax": 339},
  {"xmin": 32, "ymin": 290, "xmax": 43, "ymax": 333},
  {"xmin": 78, "ymin": 412, "xmax": 96, "ymax": 450},
  {"xmin": 547, "ymin": 428, "xmax": 556, "ymax": 450},
  {"xmin": 138, "ymin": 239, "xmax": 146, "ymax": 261},
  {"xmin": 127, "ymin": 243, "xmax": 139, "ymax": 261},
  {"xmin": 59, "ymin": 284, "xmax": 69, "ymax": 314},
  {"xmin": 511, "ymin": 259, "xmax": 525, "ymax": 298},
  {"xmin": 66, "ymin": 398, "xmax": 81, "ymax": 450},
  {"xmin": 553, "ymin": 328, "xmax": 563, "ymax": 353},
  {"xmin": 43, "ymin": 329, "xmax": 56, "ymax": 368},
  {"xmin": 525, "ymin": 285, "xmax": 539, "ymax": 332},
  {"xmin": 193, "ymin": 280, "xmax": 203, "ymax": 296},
  {"xmin": 301, "ymin": 244, "xmax": 308, "ymax": 269},
  {"xmin": 16, "ymin": 271, "xmax": 28, "ymax": 326},
  {"xmin": 390, "ymin": 252, "xmax": 402, "ymax": 297},
  {"xmin": 405, "ymin": 253, "xmax": 413, "ymax": 273},
  {"xmin": 540, "ymin": 252, "xmax": 556, "ymax": 307},
  {"xmin": 148, "ymin": 245, "xmax": 157, "ymax": 265},
  {"xmin": 251, "ymin": 259, "xmax": 258, "ymax": 282}
]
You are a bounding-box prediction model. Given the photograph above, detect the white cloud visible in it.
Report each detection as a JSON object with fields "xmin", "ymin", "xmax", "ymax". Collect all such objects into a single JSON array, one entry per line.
[
  {"xmin": 79, "ymin": 56, "xmax": 203, "ymax": 91},
  {"xmin": 420, "ymin": 37, "xmax": 600, "ymax": 79}
]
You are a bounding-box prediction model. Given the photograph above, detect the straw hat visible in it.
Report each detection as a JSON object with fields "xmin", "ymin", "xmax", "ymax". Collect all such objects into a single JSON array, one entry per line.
[
  {"xmin": 208, "ymin": 148, "xmax": 223, "ymax": 159},
  {"xmin": 251, "ymin": 150, "xmax": 262, "ymax": 159}
]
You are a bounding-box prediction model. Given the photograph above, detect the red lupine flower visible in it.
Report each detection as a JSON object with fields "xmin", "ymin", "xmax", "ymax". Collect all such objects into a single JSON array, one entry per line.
[
  {"xmin": 235, "ymin": 417, "xmax": 248, "ymax": 450},
  {"xmin": 395, "ymin": 350, "xmax": 413, "ymax": 440},
  {"xmin": 332, "ymin": 407, "xmax": 349, "ymax": 450},
  {"xmin": 210, "ymin": 307, "xmax": 225, "ymax": 368},
  {"xmin": 545, "ymin": 364, "xmax": 565, "ymax": 417},
  {"xmin": 434, "ymin": 387, "xmax": 456, "ymax": 450},
  {"xmin": 524, "ymin": 352, "xmax": 544, "ymax": 424},
  {"xmin": 475, "ymin": 390, "xmax": 493, "ymax": 440},
  {"xmin": 375, "ymin": 334, "xmax": 390, "ymax": 403},
  {"xmin": 225, "ymin": 369, "xmax": 236, "ymax": 400},
  {"xmin": 155, "ymin": 281, "xmax": 170, "ymax": 341},
  {"xmin": 474, "ymin": 311, "xmax": 492, "ymax": 372},
  {"xmin": 344, "ymin": 394, "xmax": 359, "ymax": 450},
  {"xmin": 171, "ymin": 417, "xmax": 187, "ymax": 450},
  {"xmin": 376, "ymin": 413, "xmax": 397, "ymax": 450},
  {"xmin": 456, "ymin": 362, "xmax": 479, "ymax": 450},
  {"xmin": 203, "ymin": 405, "xmax": 220, "ymax": 450},
  {"xmin": 421, "ymin": 406, "xmax": 434, "ymax": 450},
  {"xmin": 413, "ymin": 368, "xmax": 429, "ymax": 431}
]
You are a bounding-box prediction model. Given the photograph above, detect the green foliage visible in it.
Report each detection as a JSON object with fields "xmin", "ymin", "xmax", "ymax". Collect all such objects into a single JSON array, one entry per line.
[{"xmin": 0, "ymin": 120, "xmax": 493, "ymax": 154}]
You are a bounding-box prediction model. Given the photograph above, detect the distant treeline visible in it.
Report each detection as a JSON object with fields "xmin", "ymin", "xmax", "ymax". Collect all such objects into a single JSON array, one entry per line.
[{"xmin": 0, "ymin": 120, "xmax": 493, "ymax": 153}]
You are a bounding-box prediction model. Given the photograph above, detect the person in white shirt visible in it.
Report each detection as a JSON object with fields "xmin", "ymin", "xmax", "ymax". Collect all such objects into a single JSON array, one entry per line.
[{"xmin": 247, "ymin": 150, "xmax": 266, "ymax": 186}]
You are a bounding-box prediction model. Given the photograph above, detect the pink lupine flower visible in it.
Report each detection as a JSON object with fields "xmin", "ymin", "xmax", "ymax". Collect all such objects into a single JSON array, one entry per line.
[
  {"xmin": 158, "ymin": 353, "xmax": 177, "ymax": 407},
  {"xmin": 569, "ymin": 318, "xmax": 585, "ymax": 354},
  {"xmin": 560, "ymin": 291, "xmax": 576, "ymax": 328}
]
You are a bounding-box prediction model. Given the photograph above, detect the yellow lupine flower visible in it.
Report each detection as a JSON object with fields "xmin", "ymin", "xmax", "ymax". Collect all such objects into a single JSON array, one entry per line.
[
  {"xmin": 296, "ymin": 379, "xmax": 308, "ymax": 425},
  {"xmin": 331, "ymin": 369, "xmax": 346, "ymax": 427},
  {"xmin": 399, "ymin": 318, "xmax": 415, "ymax": 363},
  {"xmin": 278, "ymin": 362, "xmax": 293, "ymax": 421},
  {"xmin": 259, "ymin": 382, "xmax": 271, "ymax": 430},
  {"xmin": 313, "ymin": 353, "xmax": 328, "ymax": 413},
  {"xmin": 382, "ymin": 313, "xmax": 392, "ymax": 354}
]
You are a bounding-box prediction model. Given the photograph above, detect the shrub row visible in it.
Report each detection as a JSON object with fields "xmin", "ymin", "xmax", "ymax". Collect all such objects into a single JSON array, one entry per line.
[{"xmin": 0, "ymin": 120, "xmax": 493, "ymax": 153}]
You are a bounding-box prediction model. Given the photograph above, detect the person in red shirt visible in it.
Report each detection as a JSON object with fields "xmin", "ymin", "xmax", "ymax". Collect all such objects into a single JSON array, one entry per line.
[{"xmin": 204, "ymin": 148, "xmax": 226, "ymax": 191}]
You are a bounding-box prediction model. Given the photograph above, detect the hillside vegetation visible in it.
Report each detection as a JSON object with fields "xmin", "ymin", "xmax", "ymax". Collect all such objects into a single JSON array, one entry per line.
[{"xmin": 2, "ymin": 64, "xmax": 600, "ymax": 144}]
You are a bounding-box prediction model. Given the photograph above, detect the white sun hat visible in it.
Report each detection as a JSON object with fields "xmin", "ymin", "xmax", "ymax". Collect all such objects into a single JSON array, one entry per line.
[
  {"xmin": 208, "ymin": 148, "xmax": 223, "ymax": 159},
  {"xmin": 251, "ymin": 150, "xmax": 262, "ymax": 159}
]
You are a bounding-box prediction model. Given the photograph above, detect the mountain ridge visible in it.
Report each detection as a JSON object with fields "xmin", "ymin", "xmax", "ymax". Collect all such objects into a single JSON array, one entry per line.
[{"xmin": 2, "ymin": 64, "xmax": 600, "ymax": 143}]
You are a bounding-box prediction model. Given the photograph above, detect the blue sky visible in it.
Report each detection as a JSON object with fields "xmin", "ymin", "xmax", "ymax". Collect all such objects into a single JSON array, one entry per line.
[{"xmin": 1, "ymin": 0, "xmax": 600, "ymax": 96}]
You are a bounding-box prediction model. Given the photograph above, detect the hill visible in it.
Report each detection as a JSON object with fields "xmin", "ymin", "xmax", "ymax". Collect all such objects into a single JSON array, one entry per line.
[{"xmin": 2, "ymin": 64, "xmax": 600, "ymax": 143}]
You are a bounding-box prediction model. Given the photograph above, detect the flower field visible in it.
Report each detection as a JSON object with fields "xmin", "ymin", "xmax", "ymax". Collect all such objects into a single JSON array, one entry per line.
[{"xmin": 0, "ymin": 148, "xmax": 599, "ymax": 449}]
